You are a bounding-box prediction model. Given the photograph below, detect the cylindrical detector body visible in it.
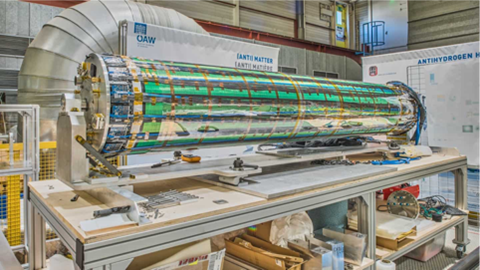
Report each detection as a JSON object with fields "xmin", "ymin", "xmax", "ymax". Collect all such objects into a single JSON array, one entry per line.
[{"xmin": 78, "ymin": 54, "xmax": 418, "ymax": 155}]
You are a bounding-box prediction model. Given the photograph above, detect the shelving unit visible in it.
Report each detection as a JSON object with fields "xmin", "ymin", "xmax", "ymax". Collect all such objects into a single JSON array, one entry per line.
[
  {"xmin": 377, "ymin": 216, "xmax": 465, "ymax": 261},
  {"xmin": 27, "ymin": 147, "xmax": 470, "ymax": 270}
]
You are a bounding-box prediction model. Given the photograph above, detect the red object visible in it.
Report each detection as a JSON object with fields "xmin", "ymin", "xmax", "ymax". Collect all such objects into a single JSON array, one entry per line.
[
  {"xmin": 383, "ymin": 184, "xmax": 420, "ymax": 200},
  {"xmin": 20, "ymin": 0, "xmax": 87, "ymax": 8}
]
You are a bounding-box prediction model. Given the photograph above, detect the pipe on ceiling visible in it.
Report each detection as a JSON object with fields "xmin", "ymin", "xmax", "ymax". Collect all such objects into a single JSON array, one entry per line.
[{"xmin": 17, "ymin": 0, "xmax": 208, "ymax": 141}]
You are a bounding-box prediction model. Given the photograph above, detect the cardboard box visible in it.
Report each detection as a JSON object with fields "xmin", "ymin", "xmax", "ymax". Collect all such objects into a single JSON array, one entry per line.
[
  {"xmin": 127, "ymin": 240, "xmax": 224, "ymax": 270},
  {"xmin": 248, "ymin": 221, "xmax": 272, "ymax": 243},
  {"xmin": 226, "ymin": 235, "xmax": 304, "ymax": 270},
  {"xmin": 224, "ymin": 254, "xmax": 262, "ymax": 270},
  {"xmin": 149, "ymin": 250, "xmax": 225, "ymax": 270},
  {"xmin": 376, "ymin": 229, "xmax": 416, "ymax": 251}
]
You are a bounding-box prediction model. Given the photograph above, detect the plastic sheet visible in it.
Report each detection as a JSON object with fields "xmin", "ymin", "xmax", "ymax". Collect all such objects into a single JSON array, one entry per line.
[
  {"xmin": 376, "ymin": 259, "xmax": 396, "ymax": 270},
  {"xmin": 269, "ymin": 212, "xmax": 314, "ymax": 248},
  {"xmin": 348, "ymin": 211, "xmax": 419, "ymax": 240}
]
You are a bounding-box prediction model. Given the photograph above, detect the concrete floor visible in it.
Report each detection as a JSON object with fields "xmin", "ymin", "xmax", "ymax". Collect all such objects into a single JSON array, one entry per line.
[{"xmin": 396, "ymin": 225, "xmax": 479, "ymax": 269}]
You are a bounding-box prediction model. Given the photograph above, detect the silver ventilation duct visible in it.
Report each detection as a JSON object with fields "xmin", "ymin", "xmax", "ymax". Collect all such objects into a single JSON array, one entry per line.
[{"xmin": 17, "ymin": 0, "xmax": 208, "ymax": 141}]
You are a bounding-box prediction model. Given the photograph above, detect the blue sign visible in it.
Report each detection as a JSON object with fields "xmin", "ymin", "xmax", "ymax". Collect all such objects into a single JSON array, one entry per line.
[
  {"xmin": 134, "ymin": 23, "xmax": 156, "ymax": 45},
  {"xmin": 134, "ymin": 23, "xmax": 147, "ymax": 35},
  {"xmin": 417, "ymin": 52, "xmax": 480, "ymax": 65}
]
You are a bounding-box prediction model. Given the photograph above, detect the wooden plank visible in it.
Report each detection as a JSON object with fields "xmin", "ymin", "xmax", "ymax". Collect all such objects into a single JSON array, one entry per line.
[
  {"xmin": 352, "ymin": 257, "xmax": 375, "ymax": 270},
  {"xmin": 29, "ymin": 178, "xmax": 266, "ymax": 243}
]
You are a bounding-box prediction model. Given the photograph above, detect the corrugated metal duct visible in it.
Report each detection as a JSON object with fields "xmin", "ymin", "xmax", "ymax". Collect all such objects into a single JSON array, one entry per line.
[{"xmin": 17, "ymin": 0, "xmax": 208, "ymax": 141}]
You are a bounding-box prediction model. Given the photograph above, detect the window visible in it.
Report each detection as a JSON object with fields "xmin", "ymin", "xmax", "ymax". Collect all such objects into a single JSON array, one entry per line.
[
  {"xmin": 313, "ymin": 71, "xmax": 339, "ymax": 79},
  {"xmin": 278, "ymin": 66, "xmax": 297, "ymax": 75}
]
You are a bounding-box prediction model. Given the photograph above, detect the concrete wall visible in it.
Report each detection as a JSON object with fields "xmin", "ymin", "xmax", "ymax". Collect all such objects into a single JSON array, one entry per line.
[
  {"xmin": 0, "ymin": 0, "xmax": 62, "ymax": 91},
  {"xmin": 408, "ymin": 0, "xmax": 479, "ymax": 50},
  {"xmin": 0, "ymin": 0, "xmax": 62, "ymax": 37}
]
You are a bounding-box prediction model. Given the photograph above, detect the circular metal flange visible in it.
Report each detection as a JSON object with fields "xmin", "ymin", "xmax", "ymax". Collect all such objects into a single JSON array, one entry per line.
[
  {"xmin": 80, "ymin": 53, "xmax": 111, "ymax": 151},
  {"xmin": 386, "ymin": 190, "xmax": 420, "ymax": 219}
]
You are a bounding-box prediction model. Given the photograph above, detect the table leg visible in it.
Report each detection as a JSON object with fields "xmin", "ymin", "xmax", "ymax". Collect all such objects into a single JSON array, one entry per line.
[
  {"xmin": 453, "ymin": 167, "xmax": 470, "ymax": 258},
  {"xmin": 358, "ymin": 192, "xmax": 376, "ymax": 268},
  {"xmin": 28, "ymin": 199, "xmax": 46, "ymax": 270}
]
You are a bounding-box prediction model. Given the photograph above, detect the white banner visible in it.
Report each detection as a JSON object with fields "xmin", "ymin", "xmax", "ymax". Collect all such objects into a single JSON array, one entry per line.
[
  {"xmin": 361, "ymin": 42, "xmax": 480, "ymax": 166},
  {"xmin": 424, "ymin": 61, "xmax": 479, "ymax": 166},
  {"xmin": 126, "ymin": 21, "xmax": 279, "ymax": 72}
]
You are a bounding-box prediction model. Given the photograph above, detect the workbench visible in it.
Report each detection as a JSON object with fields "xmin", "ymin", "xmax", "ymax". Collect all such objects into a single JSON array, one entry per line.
[{"xmin": 27, "ymin": 147, "xmax": 470, "ymax": 270}]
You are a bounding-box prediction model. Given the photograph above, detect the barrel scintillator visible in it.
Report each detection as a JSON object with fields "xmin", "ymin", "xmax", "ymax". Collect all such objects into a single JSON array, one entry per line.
[{"xmin": 76, "ymin": 54, "xmax": 422, "ymax": 156}]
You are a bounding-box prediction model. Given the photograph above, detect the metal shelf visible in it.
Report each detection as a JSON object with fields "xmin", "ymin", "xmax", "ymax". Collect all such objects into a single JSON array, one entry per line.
[
  {"xmin": 379, "ymin": 216, "xmax": 467, "ymax": 261},
  {"xmin": 28, "ymin": 150, "xmax": 470, "ymax": 270}
]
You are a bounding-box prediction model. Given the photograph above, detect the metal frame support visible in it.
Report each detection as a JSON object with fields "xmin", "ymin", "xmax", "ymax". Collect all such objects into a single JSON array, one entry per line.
[
  {"xmin": 118, "ymin": 20, "xmax": 128, "ymax": 55},
  {"xmin": 357, "ymin": 192, "xmax": 376, "ymax": 266},
  {"xmin": 453, "ymin": 167, "xmax": 470, "ymax": 249},
  {"xmin": 295, "ymin": 0, "xmax": 305, "ymax": 40},
  {"xmin": 28, "ymin": 202, "xmax": 46, "ymax": 270},
  {"xmin": 454, "ymin": 167, "xmax": 468, "ymax": 210}
]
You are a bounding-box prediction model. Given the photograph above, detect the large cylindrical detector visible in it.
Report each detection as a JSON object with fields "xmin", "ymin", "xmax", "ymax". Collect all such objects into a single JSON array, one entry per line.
[{"xmin": 77, "ymin": 54, "xmax": 421, "ymax": 155}]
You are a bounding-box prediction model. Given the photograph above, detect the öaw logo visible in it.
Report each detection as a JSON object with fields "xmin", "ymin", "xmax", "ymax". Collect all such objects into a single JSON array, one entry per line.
[{"xmin": 134, "ymin": 23, "xmax": 156, "ymax": 44}]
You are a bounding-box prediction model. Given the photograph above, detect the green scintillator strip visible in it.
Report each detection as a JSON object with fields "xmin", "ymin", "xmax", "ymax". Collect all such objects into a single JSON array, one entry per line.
[{"xmin": 99, "ymin": 54, "xmax": 419, "ymax": 154}]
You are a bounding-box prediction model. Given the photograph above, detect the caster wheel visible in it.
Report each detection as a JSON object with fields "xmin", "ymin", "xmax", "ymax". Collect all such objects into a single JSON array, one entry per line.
[{"xmin": 456, "ymin": 245, "xmax": 466, "ymax": 258}]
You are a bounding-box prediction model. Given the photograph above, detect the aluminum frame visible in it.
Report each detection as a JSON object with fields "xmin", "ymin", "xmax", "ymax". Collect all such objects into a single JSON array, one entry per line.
[
  {"xmin": 28, "ymin": 149, "xmax": 469, "ymax": 270},
  {"xmin": 0, "ymin": 105, "xmax": 40, "ymax": 268}
]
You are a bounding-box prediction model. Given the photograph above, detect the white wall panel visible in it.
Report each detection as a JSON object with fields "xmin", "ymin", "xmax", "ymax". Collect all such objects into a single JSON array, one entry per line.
[
  {"xmin": 372, "ymin": 0, "xmax": 408, "ymax": 51},
  {"xmin": 305, "ymin": 24, "xmax": 331, "ymax": 44},
  {"xmin": 147, "ymin": 0, "xmax": 234, "ymax": 25},
  {"xmin": 240, "ymin": 0, "xmax": 296, "ymax": 19},
  {"xmin": 240, "ymin": 9, "xmax": 294, "ymax": 37}
]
